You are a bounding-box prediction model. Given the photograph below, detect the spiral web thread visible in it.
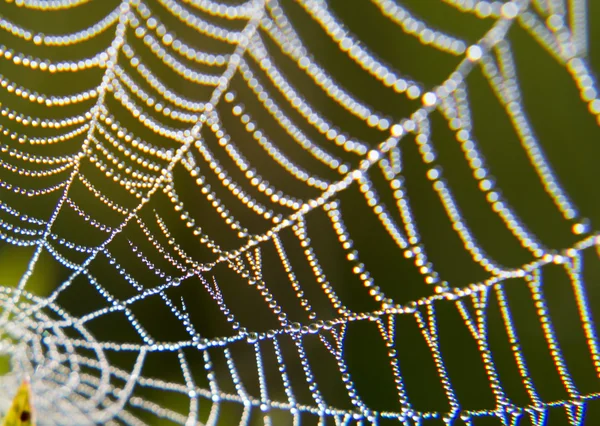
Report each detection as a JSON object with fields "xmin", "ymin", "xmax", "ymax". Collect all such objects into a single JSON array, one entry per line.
[{"xmin": 0, "ymin": 0, "xmax": 599, "ymax": 424}]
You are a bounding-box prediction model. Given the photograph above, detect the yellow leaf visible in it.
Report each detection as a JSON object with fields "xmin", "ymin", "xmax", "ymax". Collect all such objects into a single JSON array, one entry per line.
[{"xmin": 2, "ymin": 380, "xmax": 35, "ymax": 426}]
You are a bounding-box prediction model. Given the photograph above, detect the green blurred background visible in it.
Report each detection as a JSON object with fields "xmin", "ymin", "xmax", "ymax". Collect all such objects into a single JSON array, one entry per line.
[{"xmin": 0, "ymin": 0, "xmax": 599, "ymax": 424}]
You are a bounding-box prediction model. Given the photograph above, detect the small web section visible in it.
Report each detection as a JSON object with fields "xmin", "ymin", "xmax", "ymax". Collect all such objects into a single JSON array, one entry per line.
[{"xmin": 0, "ymin": 0, "xmax": 599, "ymax": 424}]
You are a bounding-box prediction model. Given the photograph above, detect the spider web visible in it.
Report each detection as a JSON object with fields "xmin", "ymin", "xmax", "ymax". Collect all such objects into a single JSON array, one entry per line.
[{"xmin": 0, "ymin": 0, "xmax": 599, "ymax": 424}]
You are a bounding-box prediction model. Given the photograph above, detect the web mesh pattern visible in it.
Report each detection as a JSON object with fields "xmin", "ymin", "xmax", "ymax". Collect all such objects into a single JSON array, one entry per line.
[{"xmin": 0, "ymin": 0, "xmax": 599, "ymax": 424}]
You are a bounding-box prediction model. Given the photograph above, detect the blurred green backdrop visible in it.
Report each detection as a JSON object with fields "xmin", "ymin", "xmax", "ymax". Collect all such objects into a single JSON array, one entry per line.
[{"xmin": 0, "ymin": 0, "xmax": 599, "ymax": 425}]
